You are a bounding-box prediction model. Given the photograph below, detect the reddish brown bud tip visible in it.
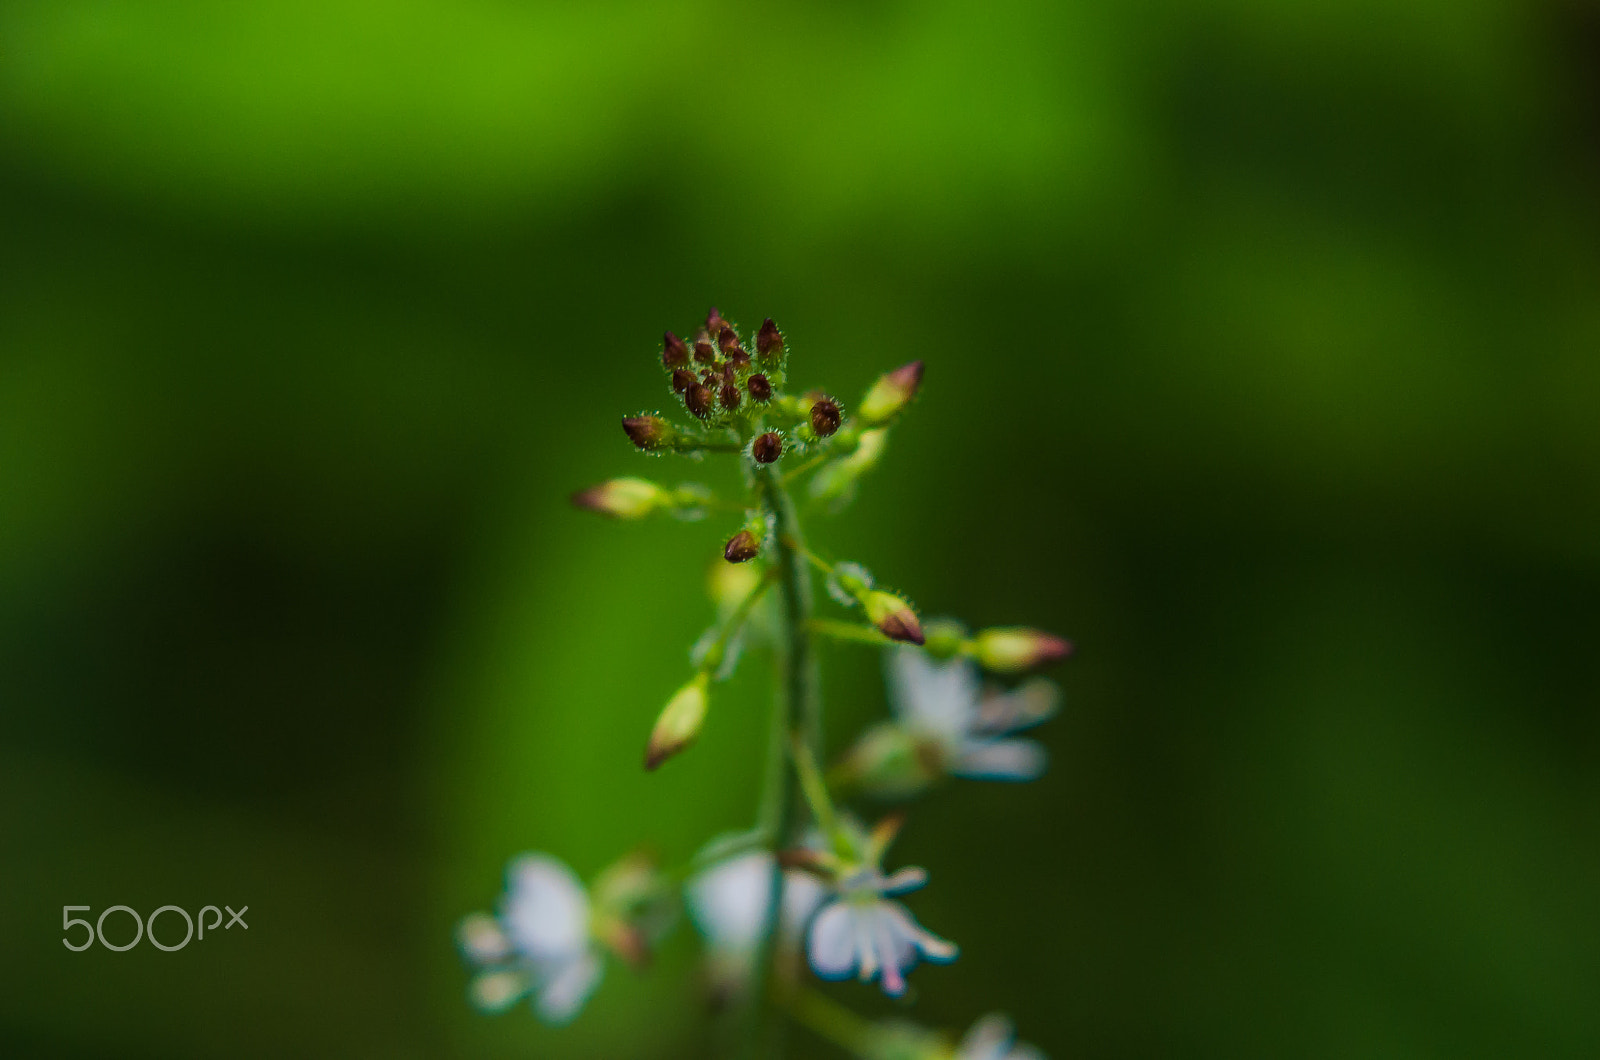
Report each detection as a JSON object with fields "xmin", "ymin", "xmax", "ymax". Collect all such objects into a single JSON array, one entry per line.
[
  {"xmin": 747, "ymin": 374, "xmax": 773, "ymax": 402},
  {"xmin": 751, "ymin": 431, "xmax": 784, "ymax": 464},
  {"xmin": 717, "ymin": 326, "xmax": 740, "ymax": 351},
  {"xmin": 756, "ymin": 318, "xmax": 783, "ymax": 357},
  {"xmin": 670, "ymin": 368, "xmax": 698, "ymax": 394},
  {"xmin": 702, "ymin": 369, "xmax": 721, "ymax": 384},
  {"xmin": 693, "ymin": 341, "xmax": 716, "ymax": 364},
  {"xmin": 662, "ymin": 331, "xmax": 689, "ymax": 367},
  {"xmin": 622, "ymin": 416, "xmax": 668, "ymax": 450},
  {"xmin": 859, "ymin": 360, "xmax": 925, "ymax": 423},
  {"xmin": 706, "ymin": 307, "xmax": 729, "ymax": 334},
  {"xmin": 724, "ymin": 529, "xmax": 760, "ymax": 563},
  {"xmin": 810, "ymin": 397, "xmax": 842, "ymax": 437},
  {"xmin": 727, "ymin": 346, "xmax": 750, "ymax": 367},
  {"xmin": 719, "ymin": 382, "xmax": 741, "ymax": 410},
  {"xmin": 721, "ymin": 361, "xmax": 736, "ymax": 383},
  {"xmin": 972, "ymin": 627, "xmax": 1075, "ymax": 673},
  {"xmin": 685, "ymin": 383, "xmax": 715, "ymax": 419},
  {"xmin": 865, "ymin": 590, "xmax": 925, "ymax": 645}
]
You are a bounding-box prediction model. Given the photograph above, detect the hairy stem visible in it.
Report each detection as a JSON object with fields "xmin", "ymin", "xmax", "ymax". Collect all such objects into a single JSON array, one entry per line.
[{"xmin": 739, "ymin": 468, "xmax": 821, "ymax": 1060}]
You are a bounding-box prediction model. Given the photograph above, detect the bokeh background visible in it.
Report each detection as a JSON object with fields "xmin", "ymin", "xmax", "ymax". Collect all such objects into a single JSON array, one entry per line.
[{"xmin": 3, "ymin": 1, "xmax": 1598, "ymax": 1057}]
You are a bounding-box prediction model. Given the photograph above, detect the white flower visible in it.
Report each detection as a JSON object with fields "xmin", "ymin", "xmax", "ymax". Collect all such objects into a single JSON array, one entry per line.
[
  {"xmin": 953, "ymin": 1014, "xmax": 1046, "ymax": 1060},
  {"xmin": 878, "ymin": 646, "xmax": 1059, "ymax": 788},
  {"xmin": 802, "ymin": 827, "xmax": 958, "ymax": 998},
  {"xmin": 456, "ymin": 854, "xmax": 605, "ymax": 1024},
  {"xmin": 687, "ymin": 850, "xmax": 826, "ymax": 956}
]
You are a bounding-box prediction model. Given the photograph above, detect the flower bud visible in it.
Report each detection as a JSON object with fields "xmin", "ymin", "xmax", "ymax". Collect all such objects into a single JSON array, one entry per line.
[
  {"xmin": 921, "ymin": 618, "xmax": 967, "ymax": 659},
  {"xmin": 717, "ymin": 326, "xmax": 741, "ymax": 352},
  {"xmin": 751, "ymin": 431, "xmax": 784, "ymax": 464},
  {"xmin": 671, "ymin": 367, "xmax": 698, "ymax": 393},
  {"xmin": 719, "ymin": 382, "xmax": 741, "ymax": 410},
  {"xmin": 662, "ymin": 330, "xmax": 689, "ymax": 367},
  {"xmin": 571, "ymin": 477, "xmax": 667, "ymax": 519},
  {"xmin": 863, "ymin": 590, "xmax": 925, "ymax": 645},
  {"xmin": 645, "ymin": 673, "xmax": 709, "ymax": 770},
  {"xmin": 723, "ymin": 529, "xmax": 760, "ymax": 563},
  {"xmin": 727, "ymin": 346, "xmax": 751, "ymax": 367},
  {"xmin": 747, "ymin": 374, "xmax": 773, "ymax": 402},
  {"xmin": 756, "ymin": 318, "xmax": 783, "ymax": 358},
  {"xmin": 809, "ymin": 396, "xmax": 842, "ymax": 437},
  {"xmin": 706, "ymin": 307, "xmax": 729, "ymax": 334},
  {"xmin": 858, "ymin": 361, "xmax": 924, "ymax": 424},
  {"xmin": 685, "ymin": 383, "xmax": 715, "ymax": 418},
  {"xmin": 623, "ymin": 415, "xmax": 672, "ymax": 450},
  {"xmin": 834, "ymin": 723, "xmax": 940, "ymax": 799},
  {"xmin": 971, "ymin": 627, "xmax": 1073, "ymax": 674},
  {"xmin": 694, "ymin": 340, "xmax": 716, "ymax": 364}
]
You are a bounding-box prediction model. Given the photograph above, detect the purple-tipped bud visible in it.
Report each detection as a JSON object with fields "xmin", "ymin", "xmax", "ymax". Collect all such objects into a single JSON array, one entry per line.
[
  {"xmin": 747, "ymin": 374, "xmax": 773, "ymax": 402},
  {"xmin": 662, "ymin": 331, "xmax": 689, "ymax": 367},
  {"xmin": 858, "ymin": 361, "xmax": 924, "ymax": 424},
  {"xmin": 723, "ymin": 530, "xmax": 760, "ymax": 563},
  {"xmin": 706, "ymin": 307, "xmax": 729, "ymax": 334},
  {"xmin": 971, "ymin": 627, "xmax": 1074, "ymax": 674},
  {"xmin": 719, "ymin": 382, "xmax": 741, "ymax": 410},
  {"xmin": 751, "ymin": 431, "xmax": 784, "ymax": 464},
  {"xmin": 693, "ymin": 341, "xmax": 716, "ymax": 365},
  {"xmin": 623, "ymin": 415, "xmax": 670, "ymax": 450},
  {"xmin": 864, "ymin": 590, "xmax": 924, "ymax": 645},
  {"xmin": 645, "ymin": 673, "xmax": 709, "ymax": 770},
  {"xmin": 685, "ymin": 383, "xmax": 715, "ymax": 419},
  {"xmin": 810, "ymin": 396, "xmax": 842, "ymax": 437},
  {"xmin": 756, "ymin": 318, "xmax": 783, "ymax": 358},
  {"xmin": 671, "ymin": 368, "xmax": 698, "ymax": 394},
  {"xmin": 571, "ymin": 477, "xmax": 666, "ymax": 519}
]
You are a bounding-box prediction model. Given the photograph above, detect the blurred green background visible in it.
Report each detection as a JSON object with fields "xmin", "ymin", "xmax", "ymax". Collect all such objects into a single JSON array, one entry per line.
[{"xmin": 2, "ymin": 1, "xmax": 1598, "ymax": 1057}]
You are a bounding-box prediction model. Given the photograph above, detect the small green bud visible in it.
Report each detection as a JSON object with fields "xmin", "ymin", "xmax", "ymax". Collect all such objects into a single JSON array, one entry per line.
[
  {"xmin": 809, "ymin": 428, "xmax": 889, "ymax": 504},
  {"xmin": 864, "ymin": 590, "xmax": 924, "ymax": 645},
  {"xmin": 645, "ymin": 673, "xmax": 709, "ymax": 770},
  {"xmin": 571, "ymin": 477, "xmax": 667, "ymax": 519},
  {"xmin": 747, "ymin": 374, "xmax": 773, "ymax": 402},
  {"xmin": 971, "ymin": 627, "xmax": 1073, "ymax": 674},
  {"xmin": 834, "ymin": 723, "xmax": 940, "ymax": 799},
  {"xmin": 858, "ymin": 361, "xmax": 924, "ymax": 425},
  {"xmin": 662, "ymin": 331, "xmax": 689, "ymax": 367},
  {"xmin": 623, "ymin": 415, "xmax": 672, "ymax": 450},
  {"xmin": 921, "ymin": 618, "xmax": 967, "ymax": 659},
  {"xmin": 708, "ymin": 556, "xmax": 762, "ymax": 614},
  {"xmin": 756, "ymin": 317, "xmax": 783, "ymax": 358},
  {"xmin": 809, "ymin": 396, "xmax": 843, "ymax": 437},
  {"xmin": 724, "ymin": 529, "xmax": 760, "ymax": 563},
  {"xmin": 751, "ymin": 431, "xmax": 784, "ymax": 464}
]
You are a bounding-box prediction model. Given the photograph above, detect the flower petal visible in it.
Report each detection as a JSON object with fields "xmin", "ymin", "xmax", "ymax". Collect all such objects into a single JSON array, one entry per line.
[
  {"xmin": 952, "ymin": 738, "xmax": 1047, "ymax": 782},
  {"xmin": 456, "ymin": 911, "xmax": 512, "ymax": 965},
  {"xmin": 956, "ymin": 1013, "xmax": 1016, "ymax": 1060},
  {"xmin": 974, "ymin": 678, "xmax": 1060, "ymax": 736},
  {"xmin": 879, "ymin": 866, "xmax": 929, "ymax": 896},
  {"xmin": 888, "ymin": 646, "xmax": 980, "ymax": 740},
  {"xmin": 883, "ymin": 900, "xmax": 958, "ymax": 964},
  {"xmin": 806, "ymin": 901, "xmax": 857, "ymax": 980},
  {"xmin": 468, "ymin": 970, "xmax": 527, "ymax": 1013},
  {"xmin": 687, "ymin": 851, "xmax": 773, "ymax": 951},
  {"xmin": 503, "ymin": 854, "xmax": 590, "ymax": 960},
  {"xmin": 535, "ymin": 952, "xmax": 603, "ymax": 1025}
]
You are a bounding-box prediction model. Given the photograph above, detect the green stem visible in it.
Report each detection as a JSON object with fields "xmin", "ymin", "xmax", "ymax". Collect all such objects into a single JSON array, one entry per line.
[
  {"xmin": 782, "ymin": 988, "xmax": 882, "ymax": 1058},
  {"xmin": 740, "ymin": 467, "xmax": 821, "ymax": 1060},
  {"xmin": 808, "ymin": 617, "xmax": 893, "ymax": 647}
]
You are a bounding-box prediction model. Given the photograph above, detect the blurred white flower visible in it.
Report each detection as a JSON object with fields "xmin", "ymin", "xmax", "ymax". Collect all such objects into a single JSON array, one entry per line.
[
  {"xmin": 458, "ymin": 852, "xmax": 671, "ymax": 1024},
  {"xmin": 952, "ymin": 1014, "xmax": 1046, "ymax": 1060},
  {"xmin": 687, "ymin": 849, "xmax": 826, "ymax": 953},
  {"xmin": 839, "ymin": 648, "xmax": 1059, "ymax": 797}
]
